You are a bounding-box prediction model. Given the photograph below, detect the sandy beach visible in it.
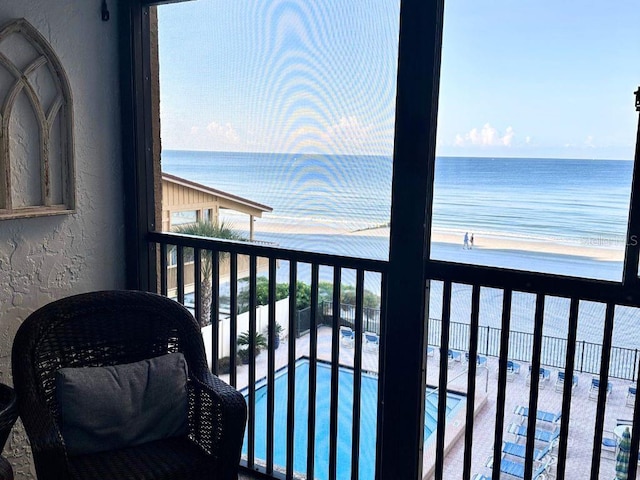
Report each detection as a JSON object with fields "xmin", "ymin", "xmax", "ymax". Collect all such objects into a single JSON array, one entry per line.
[
  {"xmin": 360, "ymin": 226, "xmax": 623, "ymax": 263},
  {"xmin": 248, "ymin": 219, "xmax": 624, "ymax": 263}
]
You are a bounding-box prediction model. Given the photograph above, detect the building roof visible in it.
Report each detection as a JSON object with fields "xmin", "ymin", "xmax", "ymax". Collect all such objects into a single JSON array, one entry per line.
[{"xmin": 161, "ymin": 172, "xmax": 272, "ymax": 214}]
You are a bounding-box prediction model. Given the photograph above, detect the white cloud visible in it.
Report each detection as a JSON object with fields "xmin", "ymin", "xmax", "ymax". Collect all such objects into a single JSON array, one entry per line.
[
  {"xmin": 169, "ymin": 120, "xmax": 245, "ymax": 151},
  {"xmin": 287, "ymin": 115, "xmax": 392, "ymax": 155},
  {"xmin": 502, "ymin": 126, "xmax": 514, "ymax": 146},
  {"xmin": 205, "ymin": 121, "xmax": 240, "ymax": 144},
  {"xmin": 454, "ymin": 123, "xmax": 516, "ymax": 148},
  {"xmin": 327, "ymin": 116, "xmax": 368, "ymax": 136},
  {"xmin": 584, "ymin": 135, "xmax": 595, "ymax": 148},
  {"xmin": 164, "ymin": 115, "xmax": 393, "ymax": 155},
  {"xmin": 468, "ymin": 127, "xmax": 481, "ymax": 144}
]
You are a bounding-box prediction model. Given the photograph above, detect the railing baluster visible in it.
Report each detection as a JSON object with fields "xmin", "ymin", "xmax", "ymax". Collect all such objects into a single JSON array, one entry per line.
[
  {"xmin": 246, "ymin": 255, "xmax": 256, "ymax": 469},
  {"xmin": 485, "ymin": 325, "xmax": 490, "ymax": 356},
  {"xmin": 590, "ymin": 303, "xmax": 615, "ymax": 480},
  {"xmin": 492, "ymin": 289, "xmax": 513, "ymax": 480},
  {"xmin": 229, "ymin": 252, "xmax": 238, "ymax": 388},
  {"xmin": 285, "ymin": 262, "xmax": 297, "ymax": 479},
  {"xmin": 329, "ymin": 267, "xmax": 342, "ymax": 480},
  {"xmin": 435, "ymin": 281, "xmax": 452, "ymax": 479},
  {"xmin": 375, "ymin": 270, "xmax": 388, "ymax": 478},
  {"xmin": 160, "ymin": 243, "xmax": 167, "ymax": 296},
  {"xmin": 266, "ymin": 257, "xmax": 276, "ymax": 474},
  {"xmin": 306, "ymin": 264, "xmax": 319, "ymax": 480},
  {"xmin": 351, "ymin": 269, "xmax": 365, "ymax": 480},
  {"xmin": 176, "ymin": 245, "xmax": 184, "ymax": 305},
  {"xmin": 555, "ymin": 298, "xmax": 579, "ymax": 480},
  {"xmin": 525, "ymin": 294, "xmax": 545, "ymax": 480},
  {"xmin": 463, "ymin": 285, "xmax": 481, "ymax": 480},
  {"xmin": 211, "ymin": 251, "xmax": 220, "ymax": 375},
  {"xmin": 194, "ymin": 248, "xmax": 202, "ymax": 325}
]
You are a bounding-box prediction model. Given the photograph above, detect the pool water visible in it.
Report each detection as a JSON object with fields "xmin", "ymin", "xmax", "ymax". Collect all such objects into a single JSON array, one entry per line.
[{"xmin": 242, "ymin": 359, "xmax": 464, "ymax": 480}]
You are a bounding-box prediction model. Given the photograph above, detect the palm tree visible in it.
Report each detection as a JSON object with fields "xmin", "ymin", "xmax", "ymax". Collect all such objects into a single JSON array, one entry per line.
[{"xmin": 173, "ymin": 220, "xmax": 246, "ymax": 327}]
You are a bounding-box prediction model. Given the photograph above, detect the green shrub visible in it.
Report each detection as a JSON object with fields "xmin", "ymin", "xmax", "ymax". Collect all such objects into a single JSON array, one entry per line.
[{"xmin": 237, "ymin": 331, "xmax": 268, "ymax": 363}]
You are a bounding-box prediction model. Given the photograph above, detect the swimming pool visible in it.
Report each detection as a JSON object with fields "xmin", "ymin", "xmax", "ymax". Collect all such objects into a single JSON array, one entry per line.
[{"xmin": 241, "ymin": 359, "xmax": 464, "ymax": 480}]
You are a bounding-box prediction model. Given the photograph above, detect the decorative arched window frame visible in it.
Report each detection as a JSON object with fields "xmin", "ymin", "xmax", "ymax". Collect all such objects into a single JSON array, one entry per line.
[{"xmin": 0, "ymin": 18, "xmax": 75, "ymax": 219}]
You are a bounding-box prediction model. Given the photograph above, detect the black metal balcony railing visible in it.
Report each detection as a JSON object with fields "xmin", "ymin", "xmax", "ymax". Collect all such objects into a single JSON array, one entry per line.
[
  {"xmin": 328, "ymin": 302, "xmax": 640, "ymax": 382},
  {"xmin": 149, "ymin": 231, "xmax": 387, "ymax": 480},
  {"xmin": 147, "ymin": 231, "xmax": 640, "ymax": 480}
]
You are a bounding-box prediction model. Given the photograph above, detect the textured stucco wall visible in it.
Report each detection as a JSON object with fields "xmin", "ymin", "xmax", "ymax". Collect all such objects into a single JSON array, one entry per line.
[{"xmin": 0, "ymin": 1, "xmax": 125, "ymax": 478}]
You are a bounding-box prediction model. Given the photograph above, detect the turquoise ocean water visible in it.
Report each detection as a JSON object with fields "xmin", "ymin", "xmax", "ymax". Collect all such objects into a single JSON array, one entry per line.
[{"xmin": 162, "ymin": 150, "xmax": 632, "ymax": 278}]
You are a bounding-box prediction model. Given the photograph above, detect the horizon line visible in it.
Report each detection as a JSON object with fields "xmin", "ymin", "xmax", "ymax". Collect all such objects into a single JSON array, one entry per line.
[{"xmin": 161, "ymin": 148, "xmax": 632, "ymax": 162}]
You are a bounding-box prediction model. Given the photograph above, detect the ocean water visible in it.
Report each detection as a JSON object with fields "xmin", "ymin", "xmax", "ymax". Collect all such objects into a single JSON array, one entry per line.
[
  {"xmin": 163, "ymin": 150, "xmax": 393, "ymax": 232},
  {"xmin": 432, "ymin": 157, "xmax": 632, "ymax": 243},
  {"xmin": 162, "ymin": 151, "xmax": 632, "ymax": 277}
]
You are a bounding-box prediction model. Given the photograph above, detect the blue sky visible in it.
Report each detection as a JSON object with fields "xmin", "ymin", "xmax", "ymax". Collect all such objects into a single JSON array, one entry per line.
[{"xmin": 158, "ymin": 0, "xmax": 639, "ymax": 160}]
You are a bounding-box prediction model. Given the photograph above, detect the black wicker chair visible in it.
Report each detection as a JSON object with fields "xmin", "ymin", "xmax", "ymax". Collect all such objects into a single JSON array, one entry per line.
[
  {"xmin": 11, "ymin": 290, "xmax": 247, "ymax": 480},
  {"xmin": 0, "ymin": 384, "xmax": 17, "ymax": 480}
]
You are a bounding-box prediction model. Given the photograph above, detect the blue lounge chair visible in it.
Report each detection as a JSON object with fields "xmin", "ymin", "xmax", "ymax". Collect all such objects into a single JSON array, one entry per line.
[
  {"xmin": 364, "ymin": 331, "xmax": 379, "ymax": 350},
  {"xmin": 465, "ymin": 352, "xmax": 488, "ymax": 369},
  {"xmin": 503, "ymin": 441, "xmax": 553, "ymax": 462},
  {"xmin": 627, "ymin": 386, "xmax": 636, "ymax": 407},
  {"xmin": 554, "ymin": 371, "xmax": 578, "ymax": 393},
  {"xmin": 485, "ymin": 455, "xmax": 551, "ymax": 479},
  {"xmin": 426, "ymin": 346, "xmax": 435, "ymax": 357},
  {"xmin": 513, "ymin": 405, "xmax": 561, "ymax": 424},
  {"xmin": 601, "ymin": 432, "xmax": 617, "ymax": 456},
  {"xmin": 526, "ymin": 366, "xmax": 551, "ymax": 388},
  {"xmin": 340, "ymin": 326, "xmax": 355, "ymax": 348},
  {"xmin": 508, "ymin": 422, "xmax": 560, "ymax": 445},
  {"xmin": 588, "ymin": 377, "xmax": 612, "ymax": 400},
  {"xmin": 507, "ymin": 360, "xmax": 521, "ymax": 375},
  {"xmin": 448, "ymin": 349, "xmax": 462, "ymax": 365},
  {"xmin": 471, "ymin": 475, "xmax": 492, "ymax": 480},
  {"xmin": 497, "ymin": 360, "xmax": 521, "ymax": 382}
]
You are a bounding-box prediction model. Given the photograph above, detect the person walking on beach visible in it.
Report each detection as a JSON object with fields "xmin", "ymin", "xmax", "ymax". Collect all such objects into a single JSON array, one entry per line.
[
  {"xmin": 470, "ymin": 233, "xmax": 474, "ymax": 249},
  {"xmin": 463, "ymin": 232, "xmax": 469, "ymax": 249}
]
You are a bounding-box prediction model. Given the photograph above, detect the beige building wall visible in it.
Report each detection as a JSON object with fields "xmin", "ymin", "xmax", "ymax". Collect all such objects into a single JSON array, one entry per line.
[
  {"xmin": 161, "ymin": 175, "xmax": 270, "ymax": 235},
  {"xmin": 162, "ymin": 180, "xmax": 220, "ymax": 231}
]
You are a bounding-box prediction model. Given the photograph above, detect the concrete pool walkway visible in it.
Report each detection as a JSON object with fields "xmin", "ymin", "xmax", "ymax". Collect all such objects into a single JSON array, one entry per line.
[{"xmin": 221, "ymin": 326, "xmax": 639, "ymax": 480}]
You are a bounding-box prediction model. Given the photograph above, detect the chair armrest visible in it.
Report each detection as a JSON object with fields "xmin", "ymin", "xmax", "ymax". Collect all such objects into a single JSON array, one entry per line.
[
  {"xmin": 20, "ymin": 412, "xmax": 69, "ymax": 479},
  {"xmin": 188, "ymin": 374, "xmax": 247, "ymax": 478}
]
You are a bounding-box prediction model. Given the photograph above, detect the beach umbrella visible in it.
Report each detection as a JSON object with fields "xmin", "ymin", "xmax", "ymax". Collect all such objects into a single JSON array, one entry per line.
[{"xmin": 616, "ymin": 427, "xmax": 631, "ymax": 480}]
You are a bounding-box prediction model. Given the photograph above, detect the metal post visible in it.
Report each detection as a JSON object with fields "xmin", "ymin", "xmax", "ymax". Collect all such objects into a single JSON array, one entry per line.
[{"xmin": 485, "ymin": 325, "xmax": 490, "ymax": 355}]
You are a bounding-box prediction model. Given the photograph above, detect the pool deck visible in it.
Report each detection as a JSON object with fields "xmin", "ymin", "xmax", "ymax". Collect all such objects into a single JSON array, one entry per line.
[{"xmin": 223, "ymin": 326, "xmax": 639, "ymax": 480}]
